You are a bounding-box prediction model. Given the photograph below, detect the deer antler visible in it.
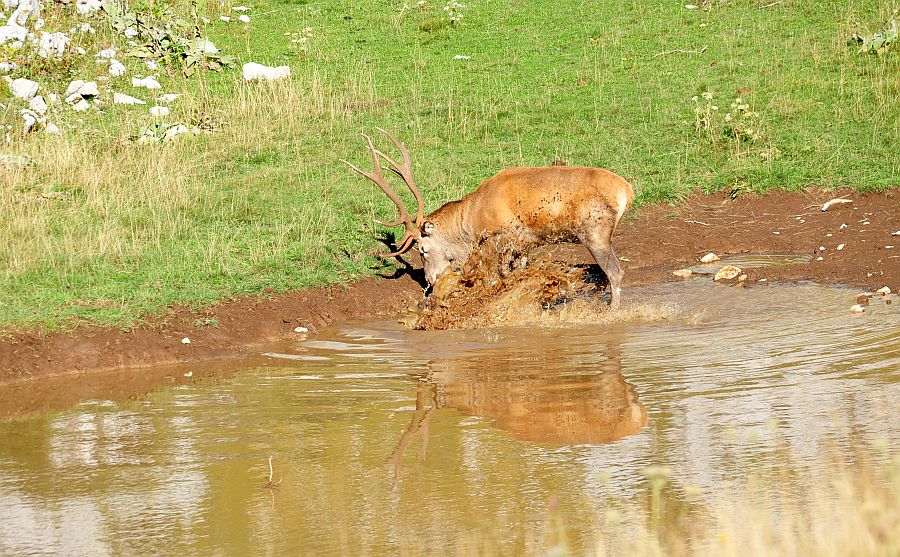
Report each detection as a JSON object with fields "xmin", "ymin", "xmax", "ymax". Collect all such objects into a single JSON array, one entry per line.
[{"xmin": 340, "ymin": 131, "xmax": 425, "ymax": 258}]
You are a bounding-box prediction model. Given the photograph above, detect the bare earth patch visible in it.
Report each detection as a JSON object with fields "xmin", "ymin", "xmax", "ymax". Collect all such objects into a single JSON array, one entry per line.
[{"xmin": 0, "ymin": 188, "xmax": 896, "ymax": 383}]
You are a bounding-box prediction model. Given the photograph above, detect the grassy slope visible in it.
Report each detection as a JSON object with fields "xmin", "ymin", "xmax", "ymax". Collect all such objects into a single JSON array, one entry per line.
[{"xmin": 0, "ymin": 0, "xmax": 897, "ymax": 329}]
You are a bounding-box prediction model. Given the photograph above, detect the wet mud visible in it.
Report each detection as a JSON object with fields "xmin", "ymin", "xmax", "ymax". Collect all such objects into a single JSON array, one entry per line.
[{"xmin": 410, "ymin": 230, "xmax": 683, "ymax": 330}]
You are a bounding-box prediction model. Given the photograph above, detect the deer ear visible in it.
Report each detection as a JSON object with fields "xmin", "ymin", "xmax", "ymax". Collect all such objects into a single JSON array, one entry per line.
[{"xmin": 421, "ymin": 221, "xmax": 435, "ymax": 237}]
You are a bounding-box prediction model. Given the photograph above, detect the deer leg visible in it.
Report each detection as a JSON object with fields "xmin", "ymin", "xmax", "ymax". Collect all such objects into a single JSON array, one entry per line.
[{"xmin": 579, "ymin": 225, "xmax": 624, "ymax": 309}]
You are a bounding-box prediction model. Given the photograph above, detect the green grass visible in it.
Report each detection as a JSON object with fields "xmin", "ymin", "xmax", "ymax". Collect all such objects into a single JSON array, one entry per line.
[{"xmin": 1, "ymin": 0, "xmax": 898, "ymax": 330}]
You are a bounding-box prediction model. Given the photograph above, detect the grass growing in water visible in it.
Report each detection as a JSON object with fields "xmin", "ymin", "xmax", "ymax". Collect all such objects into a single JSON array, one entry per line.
[{"xmin": 1, "ymin": 0, "xmax": 898, "ymax": 329}]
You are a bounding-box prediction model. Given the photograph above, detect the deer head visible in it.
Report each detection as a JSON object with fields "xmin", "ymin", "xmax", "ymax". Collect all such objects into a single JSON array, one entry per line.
[{"xmin": 342, "ymin": 130, "xmax": 455, "ymax": 284}]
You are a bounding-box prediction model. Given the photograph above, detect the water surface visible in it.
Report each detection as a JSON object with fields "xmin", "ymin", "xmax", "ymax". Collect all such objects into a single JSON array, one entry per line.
[{"xmin": 0, "ymin": 281, "xmax": 897, "ymax": 556}]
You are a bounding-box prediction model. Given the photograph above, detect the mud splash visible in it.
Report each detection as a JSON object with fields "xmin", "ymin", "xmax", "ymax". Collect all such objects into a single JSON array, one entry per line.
[{"xmin": 410, "ymin": 231, "xmax": 684, "ymax": 330}]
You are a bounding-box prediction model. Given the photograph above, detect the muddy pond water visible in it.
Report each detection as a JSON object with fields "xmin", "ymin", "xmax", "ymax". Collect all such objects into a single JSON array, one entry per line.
[{"xmin": 0, "ymin": 280, "xmax": 897, "ymax": 556}]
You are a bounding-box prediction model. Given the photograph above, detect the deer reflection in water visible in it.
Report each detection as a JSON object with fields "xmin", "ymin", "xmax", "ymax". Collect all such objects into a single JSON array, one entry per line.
[{"xmin": 387, "ymin": 337, "xmax": 647, "ymax": 480}]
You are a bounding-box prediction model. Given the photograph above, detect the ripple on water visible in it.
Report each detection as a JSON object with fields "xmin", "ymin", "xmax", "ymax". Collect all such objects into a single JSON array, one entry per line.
[{"xmin": 0, "ymin": 280, "xmax": 896, "ymax": 556}]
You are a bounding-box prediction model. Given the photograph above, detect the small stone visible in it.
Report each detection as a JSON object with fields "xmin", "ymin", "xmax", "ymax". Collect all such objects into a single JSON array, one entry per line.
[
  {"xmin": 757, "ymin": 278, "xmax": 767, "ymax": 282},
  {"xmin": 294, "ymin": 326, "xmax": 309, "ymax": 333},
  {"xmin": 856, "ymin": 293, "xmax": 873, "ymax": 304},
  {"xmin": 893, "ymin": 230, "xmax": 900, "ymax": 236},
  {"xmin": 699, "ymin": 252, "xmax": 719, "ymax": 263},
  {"xmin": 113, "ymin": 92, "xmax": 145, "ymax": 105},
  {"xmin": 840, "ymin": 223, "xmax": 848, "ymax": 229},
  {"xmin": 232, "ymin": 5, "xmax": 250, "ymax": 10},
  {"xmin": 181, "ymin": 337, "xmax": 191, "ymax": 344},
  {"xmin": 78, "ymin": 81, "xmax": 99, "ymax": 98},
  {"xmin": 238, "ymin": 14, "xmax": 250, "ymax": 23},
  {"xmin": 28, "ymin": 94, "xmax": 46, "ymax": 115},
  {"xmin": 71, "ymin": 98, "xmax": 90, "ymax": 111},
  {"xmin": 738, "ymin": 274, "xmax": 747, "ymax": 282},
  {"xmin": 876, "ymin": 287, "xmax": 891, "ymax": 296},
  {"xmin": 821, "ymin": 198, "xmax": 852, "ymax": 211},
  {"xmin": 219, "ymin": 15, "xmax": 230, "ymax": 21},
  {"xmin": 109, "ymin": 59, "xmax": 126, "ymax": 77},
  {"xmin": 44, "ymin": 121, "xmax": 60, "ymax": 134},
  {"xmin": 850, "ymin": 304, "xmax": 866, "ymax": 314},
  {"xmin": 836, "ymin": 243, "xmax": 845, "ymax": 251},
  {"xmin": 9, "ymin": 77, "xmax": 39, "ymax": 100},
  {"xmin": 0, "ymin": 153, "xmax": 30, "ymax": 168},
  {"xmin": 132, "ymin": 76, "xmax": 161, "ymax": 90},
  {"xmin": 156, "ymin": 93, "xmax": 180, "ymax": 103},
  {"xmin": 149, "ymin": 105, "xmax": 169, "ymax": 117},
  {"xmin": 816, "ymin": 256, "xmax": 824, "ymax": 261},
  {"xmin": 242, "ymin": 62, "xmax": 291, "ymax": 81},
  {"xmin": 773, "ymin": 231, "xmax": 780, "ymax": 235},
  {"xmin": 672, "ymin": 269, "xmax": 693, "ymax": 278},
  {"xmin": 714, "ymin": 265, "xmax": 742, "ymax": 281},
  {"xmin": 819, "ymin": 246, "xmax": 826, "ymax": 251},
  {"xmin": 183, "ymin": 371, "xmax": 193, "ymax": 377}
]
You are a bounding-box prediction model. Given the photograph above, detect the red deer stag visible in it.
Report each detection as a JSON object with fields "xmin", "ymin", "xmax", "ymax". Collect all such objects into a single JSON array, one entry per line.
[{"xmin": 341, "ymin": 129, "xmax": 634, "ymax": 308}]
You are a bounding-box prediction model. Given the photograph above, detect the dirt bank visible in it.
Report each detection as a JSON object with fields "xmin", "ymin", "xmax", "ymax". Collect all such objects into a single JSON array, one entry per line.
[{"xmin": 1, "ymin": 188, "xmax": 897, "ymax": 384}]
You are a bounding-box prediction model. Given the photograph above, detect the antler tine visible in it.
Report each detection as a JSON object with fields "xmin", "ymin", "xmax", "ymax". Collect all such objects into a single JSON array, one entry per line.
[
  {"xmin": 341, "ymin": 133, "xmax": 418, "ymax": 257},
  {"xmin": 380, "ymin": 232, "xmax": 417, "ymax": 259},
  {"xmin": 375, "ymin": 128, "xmax": 425, "ymax": 226}
]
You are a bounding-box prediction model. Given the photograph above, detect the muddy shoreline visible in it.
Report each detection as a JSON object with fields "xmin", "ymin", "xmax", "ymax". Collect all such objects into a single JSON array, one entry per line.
[{"xmin": 1, "ymin": 188, "xmax": 897, "ymax": 385}]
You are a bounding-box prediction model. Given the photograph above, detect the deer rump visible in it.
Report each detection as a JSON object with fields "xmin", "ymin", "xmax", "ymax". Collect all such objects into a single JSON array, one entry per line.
[{"xmin": 342, "ymin": 130, "xmax": 633, "ymax": 308}]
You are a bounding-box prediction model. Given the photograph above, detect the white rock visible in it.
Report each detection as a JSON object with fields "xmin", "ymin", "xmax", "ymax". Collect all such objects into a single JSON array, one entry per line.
[
  {"xmin": 850, "ymin": 304, "xmax": 866, "ymax": 314},
  {"xmin": 0, "ymin": 61, "xmax": 17, "ymax": 72},
  {"xmin": 238, "ymin": 14, "xmax": 250, "ymax": 23},
  {"xmin": 2, "ymin": 0, "xmax": 18, "ymax": 9},
  {"xmin": 699, "ymin": 252, "xmax": 719, "ymax": 263},
  {"xmin": 232, "ymin": 5, "xmax": 249, "ymax": 11},
  {"xmin": 821, "ymin": 198, "xmax": 852, "ymax": 211},
  {"xmin": 0, "ymin": 24, "xmax": 26, "ymax": 45},
  {"xmin": 37, "ymin": 31, "xmax": 68, "ymax": 59},
  {"xmin": 672, "ymin": 269, "xmax": 693, "ymax": 278},
  {"xmin": 840, "ymin": 223, "xmax": 848, "ymax": 229},
  {"xmin": 294, "ymin": 326, "xmax": 309, "ymax": 333},
  {"xmin": 145, "ymin": 60, "xmax": 157, "ymax": 70},
  {"xmin": 20, "ymin": 108, "xmax": 37, "ymax": 132},
  {"xmin": 71, "ymin": 98, "xmax": 90, "ymax": 111},
  {"xmin": 149, "ymin": 105, "xmax": 169, "ymax": 117},
  {"xmin": 219, "ymin": 15, "xmax": 230, "ymax": 22},
  {"xmin": 27, "ymin": 94, "xmax": 46, "ymax": 114},
  {"xmin": 201, "ymin": 17, "xmax": 210, "ymax": 23},
  {"xmin": 453, "ymin": 54, "xmax": 472, "ymax": 60},
  {"xmin": 714, "ymin": 265, "xmax": 742, "ymax": 281},
  {"xmin": 78, "ymin": 81, "xmax": 98, "ymax": 97},
  {"xmin": 181, "ymin": 337, "xmax": 191, "ymax": 344},
  {"xmin": 109, "ymin": 59, "xmax": 126, "ymax": 77},
  {"xmin": 892, "ymin": 230, "xmax": 900, "ymax": 236},
  {"xmin": 9, "ymin": 77, "xmax": 38, "ymax": 99},
  {"xmin": 836, "ymin": 243, "xmax": 845, "ymax": 251},
  {"xmin": 132, "ymin": 76, "xmax": 161, "ymax": 89},
  {"xmin": 5, "ymin": 0, "xmax": 34, "ymax": 27},
  {"xmin": 163, "ymin": 124, "xmax": 190, "ymax": 140},
  {"xmin": 242, "ymin": 62, "xmax": 291, "ymax": 81},
  {"xmin": 112, "ymin": 92, "xmax": 145, "ymax": 105},
  {"xmin": 44, "ymin": 121, "xmax": 59, "ymax": 134},
  {"xmin": 816, "ymin": 256, "xmax": 824, "ymax": 261},
  {"xmin": 97, "ymin": 47, "xmax": 116, "ymax": 59},
  {"xmin": 123, "ymin": 26, "xmax": 138, "ymax": 38},
  {"xmin": 75, "ymin": 0, "xmax": 101, "ymax": 15},
  {"xmin": 156, "ymin": 93, "xmax": 180, "ymax": 103},
  {"xmin": 876, "ymin": 286, "xmax": 892, "ymax": 295}
]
